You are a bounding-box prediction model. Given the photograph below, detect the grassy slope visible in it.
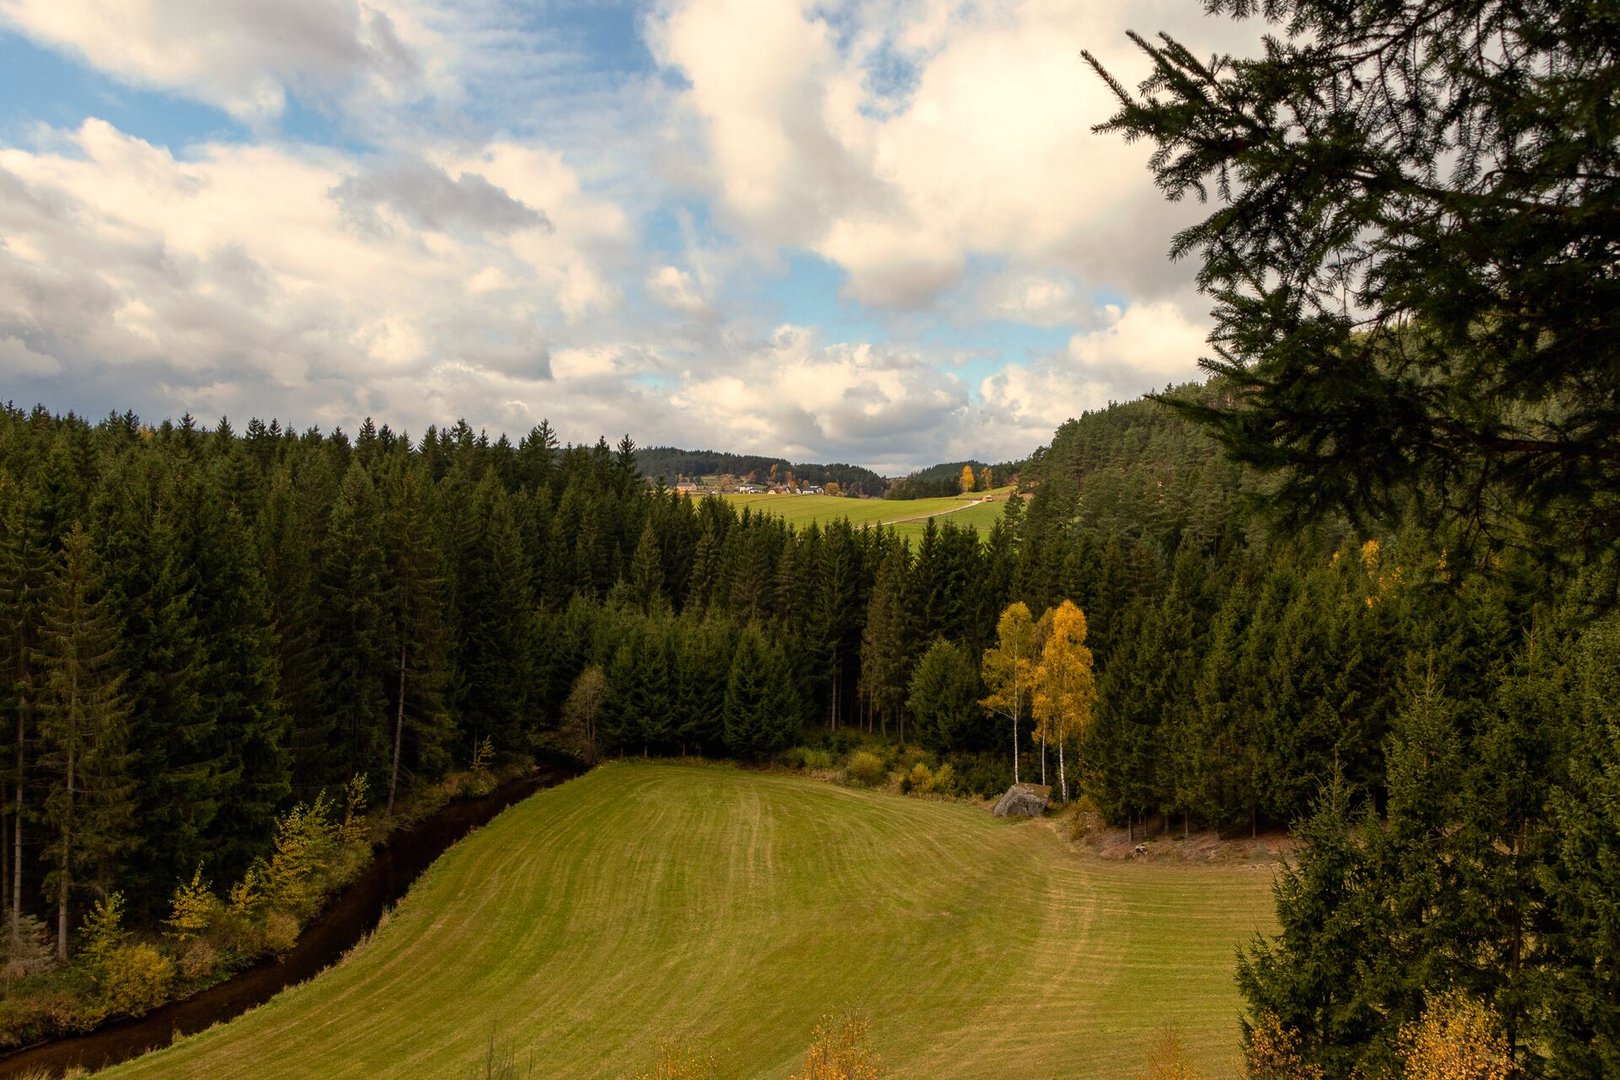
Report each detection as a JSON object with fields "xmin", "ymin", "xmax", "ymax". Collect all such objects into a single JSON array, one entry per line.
[
  {"xmin": 102, "ymin": 764, "xmax": 1275, "ymax": 1080},
  {"xmin": 719, "ymin": 489, "xmax": 1011, "ymax": 542}
]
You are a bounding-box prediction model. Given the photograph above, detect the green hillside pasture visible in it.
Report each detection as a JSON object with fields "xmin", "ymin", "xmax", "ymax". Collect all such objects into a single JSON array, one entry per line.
[
  {"xmin": 719, "ymin": 489, "xmax": 1011, "ymax": 542},
  {"xmin": 102, "ymin": 764, "xmax": 1276, "ymax": 1080}
]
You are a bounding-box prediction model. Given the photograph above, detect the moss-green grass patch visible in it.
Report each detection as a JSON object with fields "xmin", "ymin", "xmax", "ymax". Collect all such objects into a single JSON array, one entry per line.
[{"xmin": 100, "ymin": 763, "xmax": 1275, "ymax": 1080}]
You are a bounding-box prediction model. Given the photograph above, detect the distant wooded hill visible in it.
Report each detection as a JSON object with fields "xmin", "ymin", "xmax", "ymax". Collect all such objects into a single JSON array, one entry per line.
[
  {"xmin": 634, "ymin": 447, "xmax": 887, "ymax": 497},
  {"xmin": 637, "ymin": 448, "xmax": 1030, "ymax": 501},
  {"xmin": 882, "ymin": 459, "xmax": 1026, "ymax": 499}
]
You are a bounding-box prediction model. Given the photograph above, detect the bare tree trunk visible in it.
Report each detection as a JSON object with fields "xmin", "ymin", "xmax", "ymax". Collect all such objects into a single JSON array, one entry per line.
[
  {"xmin": 12, "ymin": 700, "xmax": 23, "ymax": 948},
  {"xmin": 1011, "ymin": 712, "xmax": 1019, "ymax": 785},
  {"xmin": 388, "ymin": 644, "xmax": 406, "ymax": 815},
  {"xmin": 1057, "ymin": 740, "xmax": 1067, "ymax": 804},
  {"xmin": 1040, "ymin": 738, "xmax": 1047, "ymax": 786},
  {"xmin": 1, "ymin": 779, "xmax": 8, "ymax": 938},
  {"xmin": 57, "ymin": 738, "xmax": 73, "ymax": 962},
  {"xmin": 1011, "ymin": 671, "xmax": 1021, "ymax": 786},
  {"xmin": 828, "ymin": 655, "xmax": 839, "ymax": 730}
]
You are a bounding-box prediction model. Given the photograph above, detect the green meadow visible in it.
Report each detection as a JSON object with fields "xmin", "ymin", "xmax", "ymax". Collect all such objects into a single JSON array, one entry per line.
[
  {"xmin": 101, "ymin": 763, "xmax": 1276, "ymax": 1080},
  {"xmin": 717, "ymin": 488, "xmax": 1013, "ymax": 542}
]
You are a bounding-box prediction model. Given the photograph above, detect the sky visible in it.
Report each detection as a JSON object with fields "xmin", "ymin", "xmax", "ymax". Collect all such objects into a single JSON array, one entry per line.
[{"xmin": 0, "ymin": 0, "xmax": 1262, "ymax": 474}]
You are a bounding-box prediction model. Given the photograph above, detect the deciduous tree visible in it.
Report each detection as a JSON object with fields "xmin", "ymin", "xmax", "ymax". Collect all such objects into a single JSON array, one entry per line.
[
  {"xmin": 1032, "ymin": 600, "xmax": 1096, "ymax": 805},
  {"xmin": 981, "ymin": 602, "xmax": 1036, "ymax": 784}
]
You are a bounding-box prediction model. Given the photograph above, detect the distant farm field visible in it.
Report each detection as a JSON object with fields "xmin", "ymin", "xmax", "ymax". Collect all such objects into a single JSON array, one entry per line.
[
  {"xmin": 717, "ymin": 488, "xmax": 1013, "ymax": 542},
  {"xmin": 101, "ymin": 764, "xmax": 1277, "ymax": 1080}
]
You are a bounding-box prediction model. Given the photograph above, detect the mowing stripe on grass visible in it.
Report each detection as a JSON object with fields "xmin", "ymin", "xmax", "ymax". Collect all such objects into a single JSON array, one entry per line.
[{"xmin": 99, "ymin": 763, "xmax": 1275, "ymax": 1080}]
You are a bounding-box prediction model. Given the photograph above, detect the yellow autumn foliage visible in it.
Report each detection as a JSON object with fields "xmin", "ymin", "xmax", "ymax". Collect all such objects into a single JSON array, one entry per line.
[
  {"xmin": 1399, "ymin": 991, "xmax": 1515, "ymax": 1080},
  {"xmin": 1243, "ymin": 1013, "xmax": 1323, "ymax": 1080},
  {"xmin": 1135, "ymin": 1028, "xmax": 1204, "ymax": 1080},
  {"xmin": 792, "ymin": 1013, "xmax": 883, "ymax": 1080}
]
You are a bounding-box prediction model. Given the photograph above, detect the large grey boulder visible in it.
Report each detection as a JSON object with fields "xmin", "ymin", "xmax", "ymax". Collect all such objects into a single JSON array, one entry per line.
[{"xmin": 992, "ymin": 783, "xmax": 1050, "ymax": 818}]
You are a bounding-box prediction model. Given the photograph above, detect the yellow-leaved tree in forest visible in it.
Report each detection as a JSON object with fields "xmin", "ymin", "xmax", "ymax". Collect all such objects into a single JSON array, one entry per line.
[
  {"xmin": 981, "ymin": 602, "xmax": 1037, "ymax": 785},
  {"xmin": 1032, "ymin": 600, "xmax": 1097, "ymax": 805}
]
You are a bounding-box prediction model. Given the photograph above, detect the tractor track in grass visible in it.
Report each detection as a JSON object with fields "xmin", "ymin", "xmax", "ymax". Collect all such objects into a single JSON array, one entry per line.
[{"xmin": 94, "ymin": 762, "xmax": 1276, "ymax": 1080}]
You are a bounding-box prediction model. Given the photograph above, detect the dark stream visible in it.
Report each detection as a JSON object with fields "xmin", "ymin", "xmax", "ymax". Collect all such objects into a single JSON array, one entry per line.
[{"xmin": 0, "ymin": 762, "xmax": 578, "ymax": 1078}]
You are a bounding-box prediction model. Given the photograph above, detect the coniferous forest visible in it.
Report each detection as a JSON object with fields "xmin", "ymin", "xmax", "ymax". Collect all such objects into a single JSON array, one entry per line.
[
  {"xmin": 1, "ymin": 0, "xmax": 1617, "ymax": 1073},
  {"xmin": 2, "ymin": 375, "xmax": 1617, "ymax": 1071}
]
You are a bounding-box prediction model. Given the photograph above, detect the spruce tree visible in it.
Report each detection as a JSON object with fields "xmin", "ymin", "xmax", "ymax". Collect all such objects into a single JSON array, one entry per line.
[
  {"xmin": 673, "ymin": 612, "xmax": 730, "ymax": 755},
  {"xmin": 259, "ymin": 464, "xmax": 333, "ymax": 802},
  {"xmin": 321, "ymin": 458, "xmax": 399, "ymax": 786},
  {"xmin": 907, "ymin": 640, "xmax": 984, "ymax": 754},
  {"xmin": 858, "ymin": 544, "xmax": 911, "ymax": 739},
  {"xmin": 1541, "ymin": 614, "xmax": 1620, "ymax": 1076},
  {"xmin": 193, "ymin": 504, "xmax": 289, "ymax": 883},
  {"xmin": 97, "ymin": 457, "xmax": 222, "ymax": 906},
  {"xmin": 723, "ymin": 627, "xmax": 801, "ymax": 760},
  {"xmin": 451, "ymin": 474, "xmax": 533, "ymax": 758},
  {"xmin": 35, "ymin": 526, "xmax": 134, "ymax": 960},
  {"xmin": 382, "ymin": 460, "xmax": 453, "ymax": 811},
  {"xmin": 628, "ymin": 519, "xmax": 666, "ymax": 615},
  {"xmin": 1238, "ymin": 774, "xmax": 1380, "ymax": 1078},
  {"xmin": 0, "ymin": 472, "xmax": 49, "ymax": 943}
]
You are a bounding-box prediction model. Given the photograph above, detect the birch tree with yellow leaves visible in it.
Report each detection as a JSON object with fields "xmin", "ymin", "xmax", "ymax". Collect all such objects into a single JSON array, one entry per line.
[
  {"xmin": 1033, "ymin": 600, "xmax": 1096, "ymax": 806},
  {"xmin": 981, "ymin": 602, "xmax": 1037, "ymax": 785}
]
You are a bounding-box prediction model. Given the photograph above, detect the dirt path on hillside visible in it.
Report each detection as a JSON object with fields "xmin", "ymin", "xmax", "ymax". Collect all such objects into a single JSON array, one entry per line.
[{"xmin": 879, "ymin": 497, "xmax": 988, "ymax": 526}]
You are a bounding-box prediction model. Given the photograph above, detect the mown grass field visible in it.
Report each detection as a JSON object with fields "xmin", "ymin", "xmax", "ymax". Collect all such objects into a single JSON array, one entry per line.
[
  {"xmin": 719, "ymin": 488, "xmax": 1013, "ymax": 542},
  {"xmin": 101, "ymin": 763, "xmax": 1277, "ymax": 1080}
]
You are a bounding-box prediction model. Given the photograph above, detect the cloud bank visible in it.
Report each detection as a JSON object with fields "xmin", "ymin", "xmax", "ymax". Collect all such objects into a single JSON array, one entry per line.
[{"xmin": 0, "ymin": 0, "xmax": 1243, "ymax": 468}]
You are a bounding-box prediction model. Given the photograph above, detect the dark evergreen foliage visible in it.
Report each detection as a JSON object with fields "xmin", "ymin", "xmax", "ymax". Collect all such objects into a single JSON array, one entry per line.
[{"xmin": 1085, "ymin": 0, "xmax": 1620, "ymax": 561}]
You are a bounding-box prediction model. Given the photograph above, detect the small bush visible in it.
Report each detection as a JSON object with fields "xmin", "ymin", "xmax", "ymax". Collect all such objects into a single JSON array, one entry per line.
[
  {"xmin": 824, "ymin": 729, "xmax": 862, "ymax": 756},
  {"xmin": 167, "ymin": 869, "xmax": 223, "ymax": 942},
  {"xmin": 617, "ymin": 1041, "xmax": 718, "ymax": 1080},
  {"xmin": 1399, "ymin": 991, "xmax": 1515, "ymax": 1080},
  {"xmin": 178, "ymin": 938, "xmax": 220, "ymax": 982},
  {"xmin": 98, "ymin": 942, "xmax": 174, "ymax": 1017},
  {"xmin": 2, "ymin": 913, "xmax": 57, "ymax": 987},
  {"xmin": 778, "ymin": 745, "xmax": 837, "ymax": 771},
  {"xmin": 845, "ymin": 750, "xmax": 886, "ymax": 787},
  {"xmin": 1063, "ymin": 795, "xmax": 1105, "ymax": 841},
  {"xmin": 1135, "ymin": 1027, "xmax": 1204, "ymax": 1080},
  {"xmin": 472, "ymin": 1031, "xmax": 538, "ymax": 1079},
  {"xmin": 80, "ymin": 893, "xmax": 128, "ymax": 972},
  {"xmin": 947, "ymin": 752, "xmax": 1013, "ymax": 799},
  {"xmin": 0, "ymin": 989, "xmax": 88, "ymax": 1049},
  {"xmin": 792, "ymin": 1013, "xmax": 883, "ymax": 1080},
  {"xmin": 1244, "ymin": 1013, "xmax": 1323, "ymax": 1080},
  {"xmin": 262, "ymin": 910, "xmax": 301, "ymax": 957},
  {"xmin": 207, "ymin": 907, "xmax": 267, "ymax": 968}
]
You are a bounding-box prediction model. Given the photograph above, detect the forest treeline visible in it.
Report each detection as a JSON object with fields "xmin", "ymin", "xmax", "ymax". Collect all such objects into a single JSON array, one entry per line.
[
  {"xmin": 633, "ymin": 447, "xmax": 887, "ymax": 497},
  {"xmin": 1, "ymin": 384, "xmax": 1615, "ymax": 1072}
]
